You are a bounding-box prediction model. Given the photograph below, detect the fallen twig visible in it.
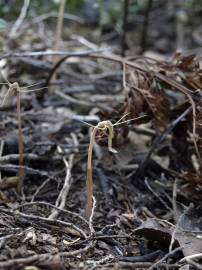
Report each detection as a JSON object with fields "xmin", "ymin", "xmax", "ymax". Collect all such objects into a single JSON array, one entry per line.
[
  {"xmin": 9, "ymin": 0, "xmax": 30, "ymax": 38},
  {"xmin": 147, "ymin": 246, "xmax": 183, "ymax": 270},
  {"xmin": 14, "ymin": 201, "xmax": 88, "ymax": 225},
  {"xmin": 0, "ymin": 208, "xmax": 87, "ymax": 239},
  {"xmin": 136, "ymin": 106, "xmax": 192, "ymax": 176},
  {"xmin": 49, "ymin": 144, "xmax": 75, "ymax": 219},
  {"xmin": 0, "ymin": 153, "xmax": 62, "ymax": 163},
  {"xmin": 0, "ymin": 241, "xmax": 93, "ymax": 268},
  {"xmin": 0, "ymin": 48, "xmax": 110, "ymax": 60}
]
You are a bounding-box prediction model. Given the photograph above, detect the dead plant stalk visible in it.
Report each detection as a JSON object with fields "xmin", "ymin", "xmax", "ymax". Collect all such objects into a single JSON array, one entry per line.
[
  {"xmin": 0, "ymin": 80, "xmax": 47, "ymax": 192},
  {"xmin": 0, "ymin": 82, "xmax": 24, "ymax": 192},
  {"xmin": 16, "ymin": 85, "xmax": 24, "ymax": 192},
  {"xmin": 50, "ymin": 0, "xmax": 66, "ymax": 88}
]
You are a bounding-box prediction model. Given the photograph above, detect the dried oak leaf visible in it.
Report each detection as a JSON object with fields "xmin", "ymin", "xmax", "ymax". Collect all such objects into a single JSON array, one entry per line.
[
  {"xmin": 195, "ymin": 104, "xmax": 202, "ymax": 155},
  {"xmin": 174, "ymin": 53, "xmax": 202, "ymax": 89},
  {"xmin": 174, "ymin": 204, "xmax": 202, "ymax": 257},
  {"xmin": 175, "ymin": 53, "xmax": 199, "ymax": 73},
  {"xmin": 134, "ymin": 218, "xmax": 178, "ymax": 248},
  {"xmin": 127, "ymin": 69, "xmax": 170, "ymax": 130},
  {"xmin": 134, "ymin": 214, "xmax": 202, "ymax": 257},
  {"xmin": 177, "ymin": 172, "xmax": 202, "ymax": 201}
]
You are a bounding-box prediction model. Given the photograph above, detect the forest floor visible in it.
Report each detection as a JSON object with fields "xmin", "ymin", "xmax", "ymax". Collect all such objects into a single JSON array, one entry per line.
[{"xmin": 0, "ymin": 2, "xmax": 202, "ymax": 270}]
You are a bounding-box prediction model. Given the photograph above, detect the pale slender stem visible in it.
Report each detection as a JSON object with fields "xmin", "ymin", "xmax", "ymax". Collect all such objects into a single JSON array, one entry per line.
[
  {"xmin": 86, "ymin": 127, "xmax": 98, "ymax": 219},
  {"xmin": 50, "ymin": 0, "xmax": 66, "ymax": 92},
  {"xmin": 114, "ymin": 115, "xmax": 146, "ymax": 126},
  {"xmin": 20, "ymin": 82, "xmax": 45, "ymax": 89},
  {"xmin": 54, "ymin": 0, "xmax": 66, "ymax": 52},
  {"xmin": 113, "ymin": 113, "xmax": 130, "ymax": 126},
  {"xmin": 87, "ymin": 127, "xmax": 98, "ymax": 171}
]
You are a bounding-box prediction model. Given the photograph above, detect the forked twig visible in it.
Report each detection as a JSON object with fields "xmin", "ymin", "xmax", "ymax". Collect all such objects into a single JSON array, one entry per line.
[
  {"xmin": 9, "ymin": 0, "xmax": 30, "ymax": 38},
  {"xmin": 49, "ymin": 144, "xmax": 75, "ymax": 219}
]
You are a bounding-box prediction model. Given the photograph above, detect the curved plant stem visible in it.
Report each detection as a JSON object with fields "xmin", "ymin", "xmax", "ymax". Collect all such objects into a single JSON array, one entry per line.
[
  {"xmin": 85, "ymin": 121, "xmax": 117, "ymax": 219},
  {"xmin": 86, "ymin": 127, "xmax": 98, "ymax": 219},
  {"xmin": 85, "ymin": 116, "xmax": 142, "ymax": 219}
]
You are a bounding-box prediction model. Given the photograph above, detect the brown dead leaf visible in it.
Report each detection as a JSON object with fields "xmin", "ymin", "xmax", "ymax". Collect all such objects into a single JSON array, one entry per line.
[
  {"xmin": 174, "ymin": 204, "xmax": 202, "ymax": 256},
  {"xmin": 134, "ymin": 214, "xmax": 202, "ymax": 257}
]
